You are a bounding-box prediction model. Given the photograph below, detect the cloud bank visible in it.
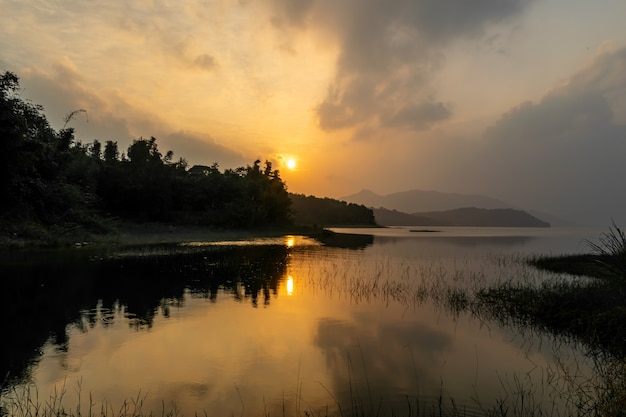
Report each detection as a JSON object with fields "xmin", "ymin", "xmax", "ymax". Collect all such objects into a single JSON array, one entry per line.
[
  {"xmin": 442, "ymin": 45, "xmax": 626, "ymax": 224},
  {"xmin": 269, "ymin": 0, "xmax": 534, "ymax": 135}
]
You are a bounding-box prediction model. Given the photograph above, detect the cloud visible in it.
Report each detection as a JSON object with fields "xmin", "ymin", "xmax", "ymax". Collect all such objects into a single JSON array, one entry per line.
[
  {"xmin": 381, "ymin": 100, "xmax": 452, "ymax": 131},
  {"xmin": 18, "ymin": 58, "xmax": 248, "ymax": 169},
  {"xmin": 470, "ymin": 45, "xmax": 626, "ymax": 224},
  {"xmin": 164, "ymin": 130, "xmax": 248, "ymax": 169},
  {"xmin": 193, "ymin": 54, "xmax": 218, "ymax": 70},
  {"xmin": 268, "ymin": 0, "xmax": 534, "ymax": 135},
  {"xmin": 20, "ymin": 59, "xmax": 135, "ymax": 143}
]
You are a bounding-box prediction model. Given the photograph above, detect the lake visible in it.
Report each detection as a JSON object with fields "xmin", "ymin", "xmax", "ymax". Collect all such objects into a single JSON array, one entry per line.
[{"xmin": 0, "ymin": 226, "xmax": 610, "ymax": 416}]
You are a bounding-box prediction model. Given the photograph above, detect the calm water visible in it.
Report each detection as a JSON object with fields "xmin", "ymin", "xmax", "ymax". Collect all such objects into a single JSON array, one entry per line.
[{"xmin": 0, "ymin": 227, "xmax": 609, "ymax": 416}]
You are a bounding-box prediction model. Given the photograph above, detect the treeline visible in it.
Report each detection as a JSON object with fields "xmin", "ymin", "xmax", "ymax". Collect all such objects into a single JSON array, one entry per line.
[
  {"xmin": 0, "ymin": 71, "xmax": 291, "ymax": 234},
  {"xmin": 290, "ymin": 193, "xmax": 376, "ymax": 226}
]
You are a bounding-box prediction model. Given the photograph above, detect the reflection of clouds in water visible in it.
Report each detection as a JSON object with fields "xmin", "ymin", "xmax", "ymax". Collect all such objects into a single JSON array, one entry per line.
[
  {"xmin": 314, "ymin": 313, "xmax": 453, "ymax": 413},
  {"xmin": 374, "ymin": 235, "xmax": 536, "ymax": 253},
  {"xmin": 168, "ymin": 381, "xmax": 213, "ymax": 401}
]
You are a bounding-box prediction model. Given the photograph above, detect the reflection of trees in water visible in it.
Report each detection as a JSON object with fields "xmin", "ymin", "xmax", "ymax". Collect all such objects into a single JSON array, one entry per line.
[{"xmin": 0, "ymin": 244, "xmax": 288, "ymax": 385}]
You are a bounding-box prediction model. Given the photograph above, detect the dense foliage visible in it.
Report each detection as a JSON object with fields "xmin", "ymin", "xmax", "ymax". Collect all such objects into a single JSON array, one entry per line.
[
  {"xmin": 289, "ymin": 193, "xmax": 376, "ymax": 226},
  {"xmin": 0, "ymin": 71, "xmax": 292, "ymax": 235}
]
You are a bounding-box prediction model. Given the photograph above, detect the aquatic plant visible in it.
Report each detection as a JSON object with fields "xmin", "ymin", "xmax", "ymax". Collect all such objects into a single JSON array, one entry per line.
[
  {"xmin": 585, "ymin": 221, "xmax": 626, "ymax": 282},
  {"xmin": 0, "ymin": 382, "xmax": 181, "ymax": 417}
]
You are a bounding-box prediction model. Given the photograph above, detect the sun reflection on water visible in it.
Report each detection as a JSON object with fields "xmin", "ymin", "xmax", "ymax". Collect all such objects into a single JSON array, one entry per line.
[{"xmin": 286, "ymin": 276, "xmax": 294, "ymax": 296}]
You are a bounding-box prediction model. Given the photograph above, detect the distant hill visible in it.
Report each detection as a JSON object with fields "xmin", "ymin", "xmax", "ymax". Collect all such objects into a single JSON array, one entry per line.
[
  {"xmin": 373, "ymin": 207, "xmax": 550, "ymax": 227},
  {"xmin": 373, "ymin": 208, "xmax": 440, "ymax": 226},
  {"xmin": 415, "ymin": 207, "xmax": 550, "ymax": 227},
  {"xmin": 342, "ymin": 189, "xmax": 511, "ymax": 213}
]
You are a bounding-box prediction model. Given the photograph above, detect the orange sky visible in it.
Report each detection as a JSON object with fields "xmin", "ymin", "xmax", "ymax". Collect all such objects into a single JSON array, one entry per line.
[{"xmin": 2, "ymin": 0, "xmax": 626, "ymax": 224}]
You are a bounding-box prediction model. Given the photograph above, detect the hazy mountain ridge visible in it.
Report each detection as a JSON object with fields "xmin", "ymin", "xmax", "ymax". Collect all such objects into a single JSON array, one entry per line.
[
  {"xmin": 342, "ymin": 189, "xmax": 512, "ymax": 213},
  {"xmin": 372, "ymin": 208, "xmax": 440, "ymax": 226},
  {"xmin": 414, "ymin": 207, "xmax": 550, "ymax": 227},
  {"xmin": 342, "ymin": 189, "xmax": 553, "ymax": 227},
  {"xmin": 373, "ymin": 207, "xmax": 550, "ymax": 227}
]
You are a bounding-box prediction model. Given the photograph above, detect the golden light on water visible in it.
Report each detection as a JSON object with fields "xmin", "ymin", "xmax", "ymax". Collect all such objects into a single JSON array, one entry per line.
[
  {"xmin": 285, "ymin": 236, "xmax": 295, "ymax": 248},
  {"xmin": 287, "ymin": 276, "xmax": 294, "ymax": 296}
]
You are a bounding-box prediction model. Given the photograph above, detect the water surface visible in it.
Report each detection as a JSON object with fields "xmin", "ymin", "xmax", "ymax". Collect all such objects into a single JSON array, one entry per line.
[{"xmin": 1, "ymin": 227, "xmax": 607, "ymax": 416}]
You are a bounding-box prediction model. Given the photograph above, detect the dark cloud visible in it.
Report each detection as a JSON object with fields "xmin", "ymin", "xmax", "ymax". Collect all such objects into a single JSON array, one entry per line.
[
  {"xmin": 405, "ymin": 0, "xmax": 529, "ymax": 40},
  {"xmin": 472, "ymin": 46, "xmax": 626, "ymax": 224},
  {"xmin": 193, "ymin": 53, "xmax": 218, "ymax": 70},
  {"xmin": 381, "ymin": 100, "xmax": 452, "ymax": 130},
  {"xmin": 269, "ymin": 0, "xmax": 534, "ymax": 135}
]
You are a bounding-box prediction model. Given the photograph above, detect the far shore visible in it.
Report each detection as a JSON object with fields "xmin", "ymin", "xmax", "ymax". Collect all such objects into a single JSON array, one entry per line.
[{"xmin": 0, "ymin": 222, "xmax": 343, "ymax": 250}]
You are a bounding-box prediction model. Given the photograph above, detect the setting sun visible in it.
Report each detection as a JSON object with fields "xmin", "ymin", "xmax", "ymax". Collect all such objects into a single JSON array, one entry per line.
[{"xmin": 286, "ymin": 158, "xmax": 297, "ymax": 170}]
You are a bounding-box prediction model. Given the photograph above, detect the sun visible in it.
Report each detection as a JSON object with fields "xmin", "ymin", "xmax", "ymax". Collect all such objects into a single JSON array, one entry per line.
[{"xmin": 286, "ymin": 158, "xmax": 297, "ymax": 170}]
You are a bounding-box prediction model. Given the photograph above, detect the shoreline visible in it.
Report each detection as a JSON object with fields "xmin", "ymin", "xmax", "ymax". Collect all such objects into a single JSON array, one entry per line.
[{"xmin": 0, "ymin": 222, "xmax": 339, "ymax": 250}]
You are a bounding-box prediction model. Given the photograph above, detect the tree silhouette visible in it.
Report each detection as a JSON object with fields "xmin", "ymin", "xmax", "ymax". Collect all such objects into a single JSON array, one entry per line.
[{"xmin": 1, "ymin": 70, "xmax": 372, "ymax": 238}]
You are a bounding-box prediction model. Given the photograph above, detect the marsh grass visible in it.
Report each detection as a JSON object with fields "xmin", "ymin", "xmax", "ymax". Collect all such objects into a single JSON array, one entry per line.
[
  {"xmin": 0, "ymin": 367, "xmax": 490, "ymax": 417},
  {"xmin": 2, "ymin": 365, "xmax": 604, "ymax": 417},
  {"xmin": 0, "ymin": 389, "xmax": 283, "ymax": 417},
  {"xmin": 0, "ymin": 381, "xmax": 193, "ymax": 417},
  {"xmin": 584, "ymin": 221, "xmax": 626, "ymax": 282},
  {"xmin": 505, "ymin": 223, "xmax": 626, "ymax": 358},
  {"xmin": 473, "ymin": 277, "xmax": 626, "ymax": 356}
]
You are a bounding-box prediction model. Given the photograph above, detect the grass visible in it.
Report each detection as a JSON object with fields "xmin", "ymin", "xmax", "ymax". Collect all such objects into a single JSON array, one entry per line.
[
  {"xmin": 0, "ymin": 375, "xmax": 487, "ymax": 417},
  {"xmin": 475, "ymin": 223, "xmax": 626, "ymax": 358},
  {"xmin": 473, "ymin": 278, "xmax": 626, "ymax": 356},
  {"xmin": 584, "ymin": 221, "xmax": 626, "ymax": 282},
  {"xmin": 0, "ymin": 383, "xmax": 183, "ymax": 417}
]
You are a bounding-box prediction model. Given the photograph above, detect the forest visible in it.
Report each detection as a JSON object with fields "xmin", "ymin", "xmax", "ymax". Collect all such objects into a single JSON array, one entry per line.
[
  {"xmin": 0, "ymin": 70, "xmax": 290, "ymax": 232},
  {"xmin": 289, "ymin": 193, "xmax": 376, "ymax": 226},
  {"xmin": 0, "ymin": 71, "xmax": 375, "ymax": 242}
]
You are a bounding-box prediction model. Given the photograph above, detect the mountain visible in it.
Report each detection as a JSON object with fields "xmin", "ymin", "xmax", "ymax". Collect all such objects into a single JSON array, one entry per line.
[
  {"xmin": 373, "ymin": 207, "xmax": 550, "ymax": 227},
  {"xmin": 342, "ymin": 189, "xmax": 512, "ymax": 213},
  {"xmin": 372, "ymin": 208, "xmax": 440, "ymax": 226},
  {"xmin": 413, "ymin": 207, "xmax": 550, "ymax": 227}
]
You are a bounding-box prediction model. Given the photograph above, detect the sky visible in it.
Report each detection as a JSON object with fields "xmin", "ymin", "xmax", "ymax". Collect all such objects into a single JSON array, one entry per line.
[{"xmin": 1, "ymin": 0, "xmax": 626, "ymax": 225}]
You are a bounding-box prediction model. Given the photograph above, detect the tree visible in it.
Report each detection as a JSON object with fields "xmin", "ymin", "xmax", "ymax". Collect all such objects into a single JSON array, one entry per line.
[
  {"xmin": 0, "ymin": 71, "xmax": 102, "ymax": 228},
  {"xmin": 127, "ymin": 136, "xmax": 162, "ymax": 166},
  {"xmin": 90, "ymin": 140, "xmax": 102, "ymax": 160},
  {"xmin": 289, "ymin": 194, "xmax": 375, "ymax": 226},
  {"xmin": 103, "ymin": 140, "xmax": 119, "ymax": 163}
]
